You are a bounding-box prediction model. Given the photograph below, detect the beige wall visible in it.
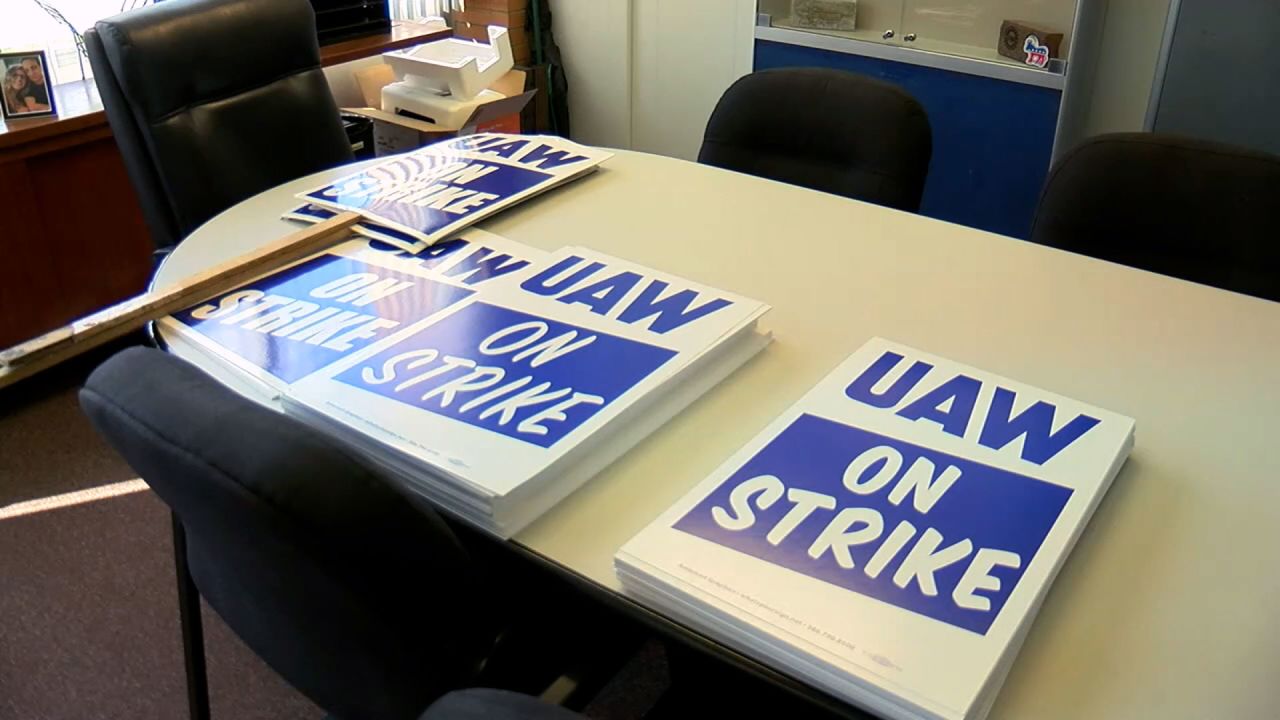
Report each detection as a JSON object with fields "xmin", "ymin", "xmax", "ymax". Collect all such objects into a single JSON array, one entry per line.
[
  {"xmin": 1079, "ymin": 0, "xmax": 1171, "ymax": 136},
  {"xmin": 631, "ymin": 0, "xmax": 757, "ymax": 160},
  {"xmin": 550, "ymin": 0, "xmax": 756, "ymax": 159},
  {"xmin": 549, "ymin": 0, "xmax": 635, "ymax": 149}
]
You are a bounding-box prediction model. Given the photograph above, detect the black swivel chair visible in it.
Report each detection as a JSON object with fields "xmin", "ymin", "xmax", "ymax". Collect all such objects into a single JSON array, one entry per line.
[
  {"xmin": 85, "ymin": 0, "xmax": 354, "ymax": 251},
  {"xmin": 78, "ymin": 348, "xmax": 588, "ymax": 720},
  {"xmin": 422, "ymin": 689, "xmax": 585, "ymax": 720},
  {"xmin": 697, "ymin": 67, "xmax": 932, "ymax": 212},
  {"xmin": 1031, "ymin": 133, "xmax": 1280, "ymax": 302}
]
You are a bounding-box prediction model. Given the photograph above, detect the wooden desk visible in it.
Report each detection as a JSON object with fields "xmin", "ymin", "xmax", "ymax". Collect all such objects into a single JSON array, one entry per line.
[
  {"xmin": 154, "ymin": 150, "xmax": 1280, "ymax": 720},
  {"xmin": 0, "ymin": 20, "xmax": 450, "ymax": 349}
]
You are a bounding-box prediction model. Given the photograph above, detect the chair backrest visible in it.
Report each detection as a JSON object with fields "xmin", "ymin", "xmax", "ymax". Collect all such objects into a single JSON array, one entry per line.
[
  {"xmin": 697, "ymin": 67, "xmax": 932, "ymax": 212},
  {"xmin": 79, "ymin": 347, "xmax": 494, "ymax": 720},
  {"xmin": 1032, "ymin": 133, "xmax": 1280, "ymax": 302},
  {"xmin": 85, "ymin": 0, "xmax": 354, "ymax": 250}
]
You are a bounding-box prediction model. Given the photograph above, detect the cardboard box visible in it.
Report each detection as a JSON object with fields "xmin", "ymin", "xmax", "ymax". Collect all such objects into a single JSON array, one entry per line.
[
  {"xmin": 465, "ymin": 0, "xmax": 527, "ymax": 11},
  {"xmin": 454, "ymin": 20, "xmax": 533, "ymax": 63},
  {"xmin": 453, "ymin": 8, "xmax": 528, "ymax": 29},
  {"xmin": 343, "ymin": 66, "xmax": 535, "ymax": 156},
  {"xmin": 453, "ymin": 20, "xmax": 492, "ymax": 41},
  {"xmin": 516, "ymin": 62, "xmax": 552, "ymax": 134},
  {"xmin": 453, "ymin": 16, "xmax": 532, "ymax": 63}
]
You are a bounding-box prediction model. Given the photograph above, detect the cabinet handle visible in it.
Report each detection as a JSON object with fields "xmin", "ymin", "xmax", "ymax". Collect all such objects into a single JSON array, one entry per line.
[
  {"xmin": 904, "ymin": 33, "xmax": 917, "ymax": 42},
  {"xmin": 882, "ymin": 30, "xmax": 895, "ymax": 39}
]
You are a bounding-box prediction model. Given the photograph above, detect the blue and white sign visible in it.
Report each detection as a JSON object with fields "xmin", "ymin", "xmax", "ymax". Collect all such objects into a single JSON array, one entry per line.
[
  {"xmin": 284, "ymin": 205, "xmax": 548, "ymax": 288},
  {"xmin": 300, "ymin": 133, "xmax": 612, "ymax": 245},
  {"xmin": 174, "ymin": 254, "xmax": 474, "ymax": 383},
  {"xmin": 333, "ymin": 301, "xmax": 677, "ymax": 447},
  {"xmin": 516, "ymin": 253, "xmax": 736, "ymax": 336},
  {"xmin": 616, "ymin": 337, "xmax": 1134, "ymax": 720},
  {"xmin": 672, "ymin": 413, "xmax": 1072, "ymax": 634},
  {"xmin": 281, "ymin": 245, "xmax": 769, "ymax": 535},
  {"xmin": 366, "ymin": 235, "xmax": 538, "ymax": 287}
]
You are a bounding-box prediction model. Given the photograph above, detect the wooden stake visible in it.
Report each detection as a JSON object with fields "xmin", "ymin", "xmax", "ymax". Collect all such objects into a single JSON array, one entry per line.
[{"xmin": 0, "ymin": 211, "xmax": 361, "ymax": 391}]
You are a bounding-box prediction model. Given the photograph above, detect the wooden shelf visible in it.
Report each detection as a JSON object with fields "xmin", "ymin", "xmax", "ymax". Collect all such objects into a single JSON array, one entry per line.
[
  {"xmin": 0, "ymin": 80, "xmax": 108, "ymax": 156},
  {"xmin": 320, "ymin": 19, "xmax": 450, "ymax": 66},
  {"xmin": 0, "ymin": 20, "xmax": 451, "ymax": 157}
]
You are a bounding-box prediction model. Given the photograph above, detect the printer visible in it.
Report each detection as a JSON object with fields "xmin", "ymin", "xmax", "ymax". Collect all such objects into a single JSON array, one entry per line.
[{"xmin": 380, "ymin": 26, "xmax": 516, "ymax": 130}]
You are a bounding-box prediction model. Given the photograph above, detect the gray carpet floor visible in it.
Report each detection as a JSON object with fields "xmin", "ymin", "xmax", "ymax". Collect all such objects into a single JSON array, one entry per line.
[
  {"xmin": 1, "ymin": 375, "xmax": 322, "ymax": 720},
  {"xmin": 0, "ymin": 358, "xmax": 669, "ymax": 720}
]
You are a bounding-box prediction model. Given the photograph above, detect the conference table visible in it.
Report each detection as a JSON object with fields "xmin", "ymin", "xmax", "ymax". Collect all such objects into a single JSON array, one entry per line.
[{"xmin": 155, "ymin": 149, "xmax": 1280, "ymax": 719}]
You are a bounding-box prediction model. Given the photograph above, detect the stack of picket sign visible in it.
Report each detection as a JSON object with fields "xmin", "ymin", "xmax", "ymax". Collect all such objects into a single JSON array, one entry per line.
[
  {"xmin": 616, "ymin": 338, "xmax": 1135, "ymax": 720},
  {"xmin": 157, "ymin": 226, "xmax": 545, "ymax": 406},
  {"xmin": 159, "ymin": 133, "xmax": 772, "ymax": 536},
  {"xmin": 281, "ymin": 244, "xmax": 770, "ymax": 535},
  {"xmin": 162, "ymin": 131, "xmax": 604, "ymax": 407}
]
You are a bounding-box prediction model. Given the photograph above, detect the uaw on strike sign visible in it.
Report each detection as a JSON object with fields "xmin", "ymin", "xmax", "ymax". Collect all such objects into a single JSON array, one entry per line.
[{"xmin": 300, "ymin": 134, "xmax": 612, "ymax": 245}]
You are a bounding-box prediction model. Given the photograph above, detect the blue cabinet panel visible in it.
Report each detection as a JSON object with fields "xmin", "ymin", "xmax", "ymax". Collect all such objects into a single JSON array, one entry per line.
[{"xmin": 755, "ymin": 39, "xmax": 1061, "ymax": 239}]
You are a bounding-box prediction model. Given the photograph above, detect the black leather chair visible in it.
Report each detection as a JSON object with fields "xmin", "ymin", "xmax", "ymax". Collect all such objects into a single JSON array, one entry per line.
[
  {"xmin": 698, "ymin": 67, "xmax": 932, "ymax": 212},
  {"xmin": 85, "ymin": 0, "xmax": 354, "ymax": 251},
  {"xmin": 80, "ymin": 347, "xmax": 500, "ymax": 720},
  {"xmin": 421, "ymin": 689, "xmax": 584, "ymax": 720},
  {"xmin": 1031, "ymin": 133, "xmax": 1280, "ymax": 302}
]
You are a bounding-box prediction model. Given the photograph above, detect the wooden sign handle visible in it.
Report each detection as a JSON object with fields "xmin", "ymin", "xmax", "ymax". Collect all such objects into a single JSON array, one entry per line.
[{"xmin": 0, "ymin": 211, "xmax": 361, "ymax": 390}]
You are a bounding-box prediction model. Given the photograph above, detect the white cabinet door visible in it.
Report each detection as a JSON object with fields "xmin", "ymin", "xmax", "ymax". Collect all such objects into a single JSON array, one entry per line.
[
  {"xmin": 551, "ymin": 0, "xmax": 755, "ymax": 160},
  {"xmin": 550, "ymin": 0, "xmax": 635, "ymax": 149},
  {"xmin": 631, "ymin": 0, "xmax": 757, "ymax": 160}
]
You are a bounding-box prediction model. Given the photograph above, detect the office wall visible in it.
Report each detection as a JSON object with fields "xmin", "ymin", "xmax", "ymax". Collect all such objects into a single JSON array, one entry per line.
[
  {"xmin": 630, "ymin": 0, "xmax": 757, "ymax": 160},
  {"xmin": 549, "ymin": 0, "xmax": 634, "ymax": 149},
  {"xmin": 322, "ymin": 1, "xmax": 1170, "ymax": 157},
  {"xmin": 550, "ymin": 0, "xmax": 755, "ymax": 159},
  {"xmin": 1078, "ymin": 0, "xmax": 1171, "ymax": 137},
  {"xmin": 552, "ymin": 0, "xmax": 1168, "ymax": 159}
]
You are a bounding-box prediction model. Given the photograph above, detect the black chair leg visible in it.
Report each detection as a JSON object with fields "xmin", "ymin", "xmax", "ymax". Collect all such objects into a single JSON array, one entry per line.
[{"xmin": 172, "ymin": 513, "xmax": 211, "ymax": 720}]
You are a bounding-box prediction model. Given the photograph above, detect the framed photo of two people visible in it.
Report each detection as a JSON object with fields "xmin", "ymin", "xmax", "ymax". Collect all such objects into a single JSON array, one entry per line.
[{"xmin": 2, "ymin": 51, "xmax": 57, "ymax": 121}]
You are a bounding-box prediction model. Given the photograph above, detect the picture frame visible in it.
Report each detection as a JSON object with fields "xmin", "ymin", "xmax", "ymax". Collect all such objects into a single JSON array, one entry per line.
[{"xmin": 1, "ymin": 51, "xmax": 57, "ymax": 121}]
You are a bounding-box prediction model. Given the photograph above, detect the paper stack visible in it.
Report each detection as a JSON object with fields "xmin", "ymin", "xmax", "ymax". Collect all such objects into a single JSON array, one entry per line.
[
  {"xmin": 158, "ymin": 229, "xmax": 548, "ymax": 406},
  {"xmin": 161, "ymin": 129, "xmax": 612, "ymax": 403},
  {"xmin": 161, "ymin": 133, "xmax": 772, "ymax": 536},
  {"xmin": 299, "ymin": 132, "xmax": 611, "ymax": 245},
  {"xmin": 282, "ymin": 247, "xmax": 771, "ymax": 536},
  {"xmin": 616, "ymin": 338, "xmax": 1134, "ymax": 720}
]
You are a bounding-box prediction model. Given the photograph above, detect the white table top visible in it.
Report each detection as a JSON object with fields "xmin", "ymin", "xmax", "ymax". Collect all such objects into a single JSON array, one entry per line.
[{"xmin": 158, "ymin": 149, "xmax": 1280, "ymax": 720}]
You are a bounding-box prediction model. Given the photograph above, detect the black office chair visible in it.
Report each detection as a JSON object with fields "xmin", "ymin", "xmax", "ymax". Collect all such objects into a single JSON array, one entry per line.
[
  {"xmin": 79, "ymin": 347, "xmax": 502, "ymax": 719},
  {"xmin": 421, "ymin": 689, "xmax": 584, "ymax": 720},
  {"xmin": 80, "ymin": 347, "xmax": 644, "ymax": 719},
  {"xmin": 697, "ymin": 67, "xmax": 932, "ymax": 212},
  {"xmin": 85, "ymin": 0, "xmax": 354, "ymax": 251},
  {"xmin": 1031, "ymin": 133, "xmax": 1280, "ymax": 302}
]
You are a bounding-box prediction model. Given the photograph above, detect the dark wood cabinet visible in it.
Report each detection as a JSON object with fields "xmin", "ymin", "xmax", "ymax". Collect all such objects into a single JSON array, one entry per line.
[
  {"xmin": 0, "ymin": 84, "xmax": 153, "ymax": 349},
  {"xmin": 0, "ymin": 20, "xmax": 451, "ymax": 351}
]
